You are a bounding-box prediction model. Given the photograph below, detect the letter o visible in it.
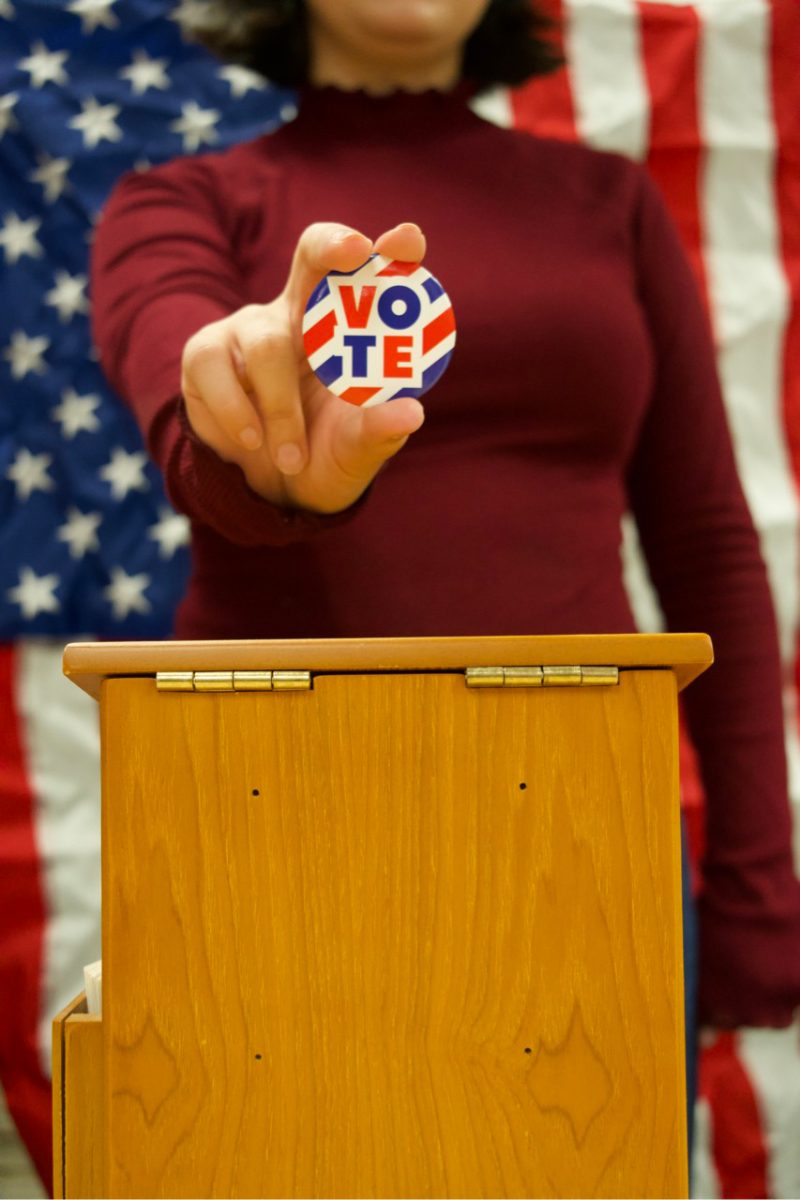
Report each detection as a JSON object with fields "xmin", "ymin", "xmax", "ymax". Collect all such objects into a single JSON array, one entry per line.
[{"xmin": 377, "ymin": 285, "xmax": 422, "ymax": 331}]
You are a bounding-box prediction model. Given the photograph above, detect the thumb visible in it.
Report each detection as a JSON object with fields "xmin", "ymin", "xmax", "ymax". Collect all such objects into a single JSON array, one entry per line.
[{"xmin": 333, "ymin": 398, "xmax": 426, "ymax": 484}]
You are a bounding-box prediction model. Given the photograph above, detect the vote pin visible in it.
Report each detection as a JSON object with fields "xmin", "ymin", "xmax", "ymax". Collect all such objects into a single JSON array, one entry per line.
[{"xmin": 302, "ymin": 253, "xmax": 456, "ymax": 406}]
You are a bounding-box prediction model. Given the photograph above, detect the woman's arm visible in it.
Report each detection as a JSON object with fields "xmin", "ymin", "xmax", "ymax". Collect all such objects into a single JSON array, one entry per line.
[
  {"xmin": 626, "ymin": 167, "xmax": 800, "ymax": 1028},
  {"xmin": 91, "ymin": 158, "xmax": 425, "ymax": 545}
]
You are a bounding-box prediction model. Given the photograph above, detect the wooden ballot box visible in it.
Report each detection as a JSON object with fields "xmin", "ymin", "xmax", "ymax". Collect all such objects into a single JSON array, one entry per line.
[{"xmin": 54, "ymin": 633, "xmax": 712, "ymax": 1200}]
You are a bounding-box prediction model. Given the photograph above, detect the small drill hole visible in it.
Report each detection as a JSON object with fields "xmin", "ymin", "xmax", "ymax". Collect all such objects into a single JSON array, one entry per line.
[
  {"xmin": 252, "ymin": 789, "xmax": 260, "ymax": 796},
  {"xmin": 254, "ymin": 1053, "xmax": 262, "ymax": 1060},
  {"xmin": 524, "ymin": 1047, "xmax": 532, "ymax": 1054},
  {"xmin": 519, "ymin": 782, "xmax": 527, "ymax": 791}
]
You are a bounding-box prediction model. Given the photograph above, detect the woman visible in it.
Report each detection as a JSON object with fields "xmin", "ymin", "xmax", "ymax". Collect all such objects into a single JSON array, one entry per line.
[{"xmin": 91, "ymin": 0, "xmax": 799, "ymax": 1041}]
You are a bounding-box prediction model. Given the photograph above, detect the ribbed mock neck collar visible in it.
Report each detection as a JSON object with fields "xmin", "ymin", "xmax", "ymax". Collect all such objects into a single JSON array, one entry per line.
[{"xmin": 290, "ymin": 80, "xmax": 479, "ymax": 141}]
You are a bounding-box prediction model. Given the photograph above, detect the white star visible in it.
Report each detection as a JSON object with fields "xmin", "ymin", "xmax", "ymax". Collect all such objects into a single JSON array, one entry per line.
[
  {"xmin": 0, "ymin": 93, "xmax": 18, "ymax": 139},
  {"xmin": 149, "ymin": 507, "xmax": 190, "ymax": 558},
  {"xmin": 170, "ymin": 101, "xmax": 220, "ymax": 153},
  {"xmin": 218, "ymin": 64, "xmax": 266, "ymax": 98},
  {"xmin": 67, "ymin": 0, "xmax": 118, "ymax": 34},
  {"xmin": 280, "ymin": 101, "xmax": 298, "ymax": 122},
  {"xmin": 29, "ymin": 154, "xmax": 71, "ymax": 203},
  {"xmin": 0, "ymin": 213, "xmax": 43, "ymax": 265},
  {"xmin": 44, "ymin": 270, "xmax": 89, "ymax": 322},
  {"xmin": 7, "ymin": 567, "xmax": 60, "ymax": 619},
  {"xmin": 6, "ymin": 448, "xmax": 55, "ymax": 501},
  {"xmin": 133, "ymin": 158, "xmax": 152, "ymax": 173},
  {"xmin": 99, "ymin": 447, "xmax": 149, "ymax": 499},
  {"xmin": 69, "ymin": 97, "xmax": 122, "ymax": 149},
  {"xmin": 18, "ymin": 41, "xmax": 69, "ymax": 88},
  {"xmin": 104, "ymin": 567, "xmax": 151, "ymax": 619},
  {"xmin": 171, "ymin": 0, "xmax": 213, "ymax": 32},
  {"xmin": 52, "ymin": 388, "xmax": 101, "ymax": 438},
  {"xmin": 57, "ymin": 507, "xmax": 102, "ymax": 558},
  {"xmin": 4, "ymin": 330, "xmax": 50, "ymax": 379},
  {"xmin": 0, "ymin": 0, "xmax": 15, "ymax": 19},
  {"xmin": 120, "ymin": 49, "xmax": 171, "ymax": 95}
]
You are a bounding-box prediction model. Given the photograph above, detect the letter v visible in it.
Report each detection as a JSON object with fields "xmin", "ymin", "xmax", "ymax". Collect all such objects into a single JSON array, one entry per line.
[{"xmin": 339, "ymin": 285, "xmax": 377, "ymax": 328}]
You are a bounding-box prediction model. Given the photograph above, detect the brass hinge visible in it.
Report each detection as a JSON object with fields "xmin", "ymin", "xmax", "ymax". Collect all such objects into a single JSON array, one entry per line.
[
  {"xmin": 465, "ymin": 665, "xmax": 619, "ymax": 688},
  {"xmin": 156, "ymin": 670, "xmax": 312, "ymax": 692}
]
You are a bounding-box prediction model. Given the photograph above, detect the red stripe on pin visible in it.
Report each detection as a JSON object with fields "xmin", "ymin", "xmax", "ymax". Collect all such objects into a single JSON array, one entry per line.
[
  {"xmin": 303, "ymin": 310, "xmax": 336, "ymax": 357},
  {"xmin": 375, "ymin": 259, "xmax": 421, "ymax": 277},
  {"xmin": 422, "ymin": 307, "xmax": 455, "ymax": 354}
]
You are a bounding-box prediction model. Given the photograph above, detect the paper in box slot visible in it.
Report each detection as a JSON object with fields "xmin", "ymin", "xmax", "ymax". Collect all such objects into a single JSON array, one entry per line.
[{"xmin": 83, "ymin": 959, "xmax": 102, "ymax": 1015}]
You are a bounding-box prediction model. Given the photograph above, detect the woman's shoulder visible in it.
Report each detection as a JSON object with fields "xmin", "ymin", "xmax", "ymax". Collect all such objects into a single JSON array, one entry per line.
[
  {"xmin": 490, "ymin": 116, "xmax": 646, "ymax": 205},
  {"xmin": 104, "ymin": 130, "xmax": 286, "ymax": 212}
]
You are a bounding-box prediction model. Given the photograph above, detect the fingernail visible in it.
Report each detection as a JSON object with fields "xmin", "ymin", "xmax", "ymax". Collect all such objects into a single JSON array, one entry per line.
[
  {"xmin": 239, "ymin": 426, "xmax": 262, "ymax": 449},
  {"xmin": 276, "ymin": 443, "xmax": 304, "ymax": 474},
  {"xmin": 334, "ymin": 229, "xmax": 366, "ymax": 246}
]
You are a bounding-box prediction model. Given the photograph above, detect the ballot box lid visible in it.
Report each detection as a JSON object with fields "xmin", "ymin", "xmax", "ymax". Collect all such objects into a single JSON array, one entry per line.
[{"xmin": 63, "ymin": 633, "xmax": 712, "ymax": 700}]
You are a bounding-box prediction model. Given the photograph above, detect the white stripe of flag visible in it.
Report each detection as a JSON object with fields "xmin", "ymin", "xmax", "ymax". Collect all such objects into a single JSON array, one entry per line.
[
  {"xmin": 697, "ymin": 0, "xmax": 800, "ymax": 866},
  {"xmin": 16, "ymin": 640, "xmax": 101, "ymax": 1074},
  {"xmin": 565, "ymin": 0, "xmax": 649, "ymax": 159}
]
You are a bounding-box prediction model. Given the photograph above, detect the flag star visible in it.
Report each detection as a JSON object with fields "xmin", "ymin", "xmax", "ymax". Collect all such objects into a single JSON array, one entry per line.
[
  {"xmin": 149, "ymin": 507, "xmax": 190, "ymax": 558},
  {"xmin": 120, "ymin": 49, "xmax": 171, "ymax": 95},
  {"xmin": 218, "ymin": 64, "xmax": 266, "ymax": 98},
  {"xmin": 29, "ymin": 154, "xmax": 71, "ymax": 203},
  {"xmin": 0, "ymin": 92, "xmax": 18, "ymax": 138},
  {"xmin": 6, "ymin": 447, "xmax": 55, "ymax": 501},
  {"xmin": 104, "ymin": 567, "xmax": 151, "ymax": 619},
  {"xmin": 171, "ymin": 0, "xmax": 213, "ymax": 31},
  {"xmin": 19, "ymin": 41, "xmax": 70, "ymax": 88},
  {"xmin": 280, "ymin": 101, "xmax": 298, "ymax": 122},
  {"xmin": 99, "ymin": 447, "xmax": 149, "ymax": 499},
  {"xmin": 70, "ymin": 97, "xmax": 123, "ymax": 149},
  {"xmin": 67, "ymin": 0, "xmax": 118, "ymax": 34},
  {"xmin": 0, "ymin": 212, "xmax": 43, "ymax": 264},
  {"xmin": 45, "ymin": 270, "xmax": 89, "ymax": 322},
  {"xmin": 4, "ymin": 330, "xmax": 50, "ymax": 379},
  {"xmin": 0, "ymin": 0, "xmax": 15, "ymax": 17},
  {"xmin": 52, "ymin": 388, "xmax": 101, "ymax": 438},
  {"xmin": 7, "ymin": 566, "xmax": 61, "ymax": 619},
  {"xmin": 170, "ymin": 101, "xmax": 220, "ymax": 153},
  {"xmin": 57, "ymin": 507, "xmax": 102, "ymax": 558}
]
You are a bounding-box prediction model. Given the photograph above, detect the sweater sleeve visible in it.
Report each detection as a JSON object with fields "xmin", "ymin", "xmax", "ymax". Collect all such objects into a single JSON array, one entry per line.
[
  {"xmin": 90, "ymin": 158, "xmax": 366, "ymax": 547},
  {"xmin": 626, "ymin": 168, "xmax": 800, "ymax": 1027}
]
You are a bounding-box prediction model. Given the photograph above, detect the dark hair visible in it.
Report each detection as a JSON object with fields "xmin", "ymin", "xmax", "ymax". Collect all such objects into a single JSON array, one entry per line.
[{"xmin": 186, "ymin": 0, "xmax": 564, "ymax": 91}]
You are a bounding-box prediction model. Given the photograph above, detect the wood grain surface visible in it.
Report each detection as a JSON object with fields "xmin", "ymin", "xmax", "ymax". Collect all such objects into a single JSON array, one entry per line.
[
  {"xmin": 64, "ymin": 631, "xmax": 712, "ymax": 698},
  {"xmin": 52, "ymin": 993, "xmax": 84, "ymax": 1199},
  {"xmin": 65, "ymin": 1016, "xmax": 103, "ymax": 1197},
  {"xmin": 102, "ymin": 669, "xmax": 686, "ymax": 1198},
  {"xmin": 53, "ymin": 995, "xmax": 103, "ymax": 1198}
]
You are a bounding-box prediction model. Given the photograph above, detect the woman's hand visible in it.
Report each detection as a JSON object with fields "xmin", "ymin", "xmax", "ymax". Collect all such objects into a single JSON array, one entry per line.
[{"xmin": 181, "ymin": 221, "xmax": 427, "ymax": 513}]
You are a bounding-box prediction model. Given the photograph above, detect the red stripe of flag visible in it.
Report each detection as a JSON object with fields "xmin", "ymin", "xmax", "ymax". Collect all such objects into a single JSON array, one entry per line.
[
  {"xmin": 422, "ymin": 307, "xmax": 455, "ymax": 355},
  {"xmin": 639, "ymin": 2, "xmax": 710, "ymax": 306},
  {"xmin": 699, "ymin": 1032, "xmax": 770, "ymax": 1199},
  {"xmin": 510, "ymin": 0, "xmax": 578, "ymax": 141},
  {"xmin": 768, "ymin": 0, "xmax": 800, "ymax": 715},
  {"xmin": 0, "ymin": 645, "xmax": 52, "ymax": 1190},
  {"xmin": 375, "ymin": 260, "xmax": 420, "ymax": 277},
  {"xmin": 339, "ymin": 386, "xmax": 383, "ymax": 406},
  {"xmin": 303, "ymin": 309, "xmax": 336, "ymax": 357}
]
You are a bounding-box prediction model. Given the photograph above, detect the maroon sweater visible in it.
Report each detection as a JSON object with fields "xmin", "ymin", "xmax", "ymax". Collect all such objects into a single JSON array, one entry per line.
[{"xmin": 92, "ymin": 84, "xmax": 800, "ymax": 1027}]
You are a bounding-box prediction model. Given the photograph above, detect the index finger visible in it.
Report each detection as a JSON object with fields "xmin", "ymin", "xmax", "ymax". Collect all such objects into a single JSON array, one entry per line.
[
  {"xmin": 283, "ymin": 222, "xmax": 427, "ymax": 317},
  {"xmin": 283, "ymin": 223, "xmax": 373, "ymax": 314}
]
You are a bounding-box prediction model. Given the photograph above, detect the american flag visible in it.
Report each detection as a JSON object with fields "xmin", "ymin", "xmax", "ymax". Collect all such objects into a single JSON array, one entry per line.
[{"xmin": 1, "ymin": 0, "xmax": 799, "ymax": 1195}]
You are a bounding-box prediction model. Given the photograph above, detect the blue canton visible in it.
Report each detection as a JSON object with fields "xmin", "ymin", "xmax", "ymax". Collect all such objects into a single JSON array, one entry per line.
[{"xmin": 0, "ymin": 0, "xmax": 294, "ymax": 636}]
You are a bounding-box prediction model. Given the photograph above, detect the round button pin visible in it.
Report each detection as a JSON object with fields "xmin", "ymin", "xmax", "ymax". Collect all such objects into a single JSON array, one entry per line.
[{"xmin": 302, "ymin": 253, "xmax": 456, "ymax": 407}]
